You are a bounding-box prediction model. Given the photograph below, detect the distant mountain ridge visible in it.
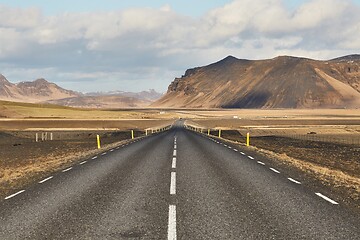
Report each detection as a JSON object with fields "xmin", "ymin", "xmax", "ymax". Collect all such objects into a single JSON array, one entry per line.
[
  {"xmin": 0, "ymin": 75, "xmax": 80, "ymax": 103},
  {"xmin": 84, "ymin": 89, "xmax": 162, "ymax": 101},
  {"xmin": 0, "ymin": 75, "xmax": 162, "ymax": 108},
  {"xmin": 153, "ymin": 55, "xmax": 360, "ymax": 108}
]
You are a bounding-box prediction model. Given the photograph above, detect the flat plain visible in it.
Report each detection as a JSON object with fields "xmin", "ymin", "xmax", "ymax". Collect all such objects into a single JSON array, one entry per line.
[{"xmin": 0, "ymin": 101, "xmax": 359, "ymax": 209}]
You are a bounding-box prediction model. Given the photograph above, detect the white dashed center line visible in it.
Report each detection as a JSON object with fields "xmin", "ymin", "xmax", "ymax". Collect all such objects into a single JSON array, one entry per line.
[
  {"xmin": 240, "ymin": 152, "xmax": 245, "ymax": 155},
  {"xmin": 174, "ymin": 145, "xmax": 177, "ymax": 149},
  {"xmin": 5, "ymin": 190, "xmax": 25, "ymax": 200},
  {"xmin": 173, "ymin": 150, "xmax": 177, "ymax": 157},
  {"xmin": 228, "ymin": 146, "xmax": 232, "ymax": 149},
  {"xmin": 315, "ymin": 193, "xmax": 339, "ymax": 205},
  {"xmin": 257, "ymin": 161, "xmax": 265, "ymax": 165},
  {"xmin": 233, "ymin": 149, "xmax": 238, "ymax": 152},
  {"xmin": 270, "ymin": 168, "xmax": 280, "ymax": 174},
  {"xmin": 288, "ymin": 178, "xmax": 301, "ymax": 184},
  {"xmin": 79, "ymin": 161, "xmax": 87, "ymax": 165},
  {"xmin": 248, "ymin": 156, "xmax": 254, "ymax": 160},
  {"xmin": 170, "ymin": 172, "xmax": 176, "ymax": 195},
  {"xmin": 62, "ymin": 167, "xmax": 73, "ymax": 172},
  {"xmin": 92, "ymin": 156, "xmax": 98, "ymax": 160},
  {"xmin": 110, "ymin": 149, "xmax": 114, "ymax": 152},
  {"xmin": 168, "ymin": 205, "xmax": 177, "ymax": 240},
  {"xmin": 39, "ymin": 176, "xmax": 53, "ymax": 184},
  {"xmin": 172, "ymin": 157, "xmax": 176, "ymax": 169}
]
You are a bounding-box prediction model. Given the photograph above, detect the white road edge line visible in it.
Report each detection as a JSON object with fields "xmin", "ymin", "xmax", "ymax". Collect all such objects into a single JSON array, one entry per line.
[
  {"xmin": 101, "ymin": 152, "xmax": 107, "ymax": 156},
  {"xmin": 240, "ymin": 152, "xmax": 245, "ymax": 155},
  {"xmin": 5, "ymin": 190, "xmax": 25, "ymax": 200},
  {"xmin": 270, "ymin": 168, "xmax": 280, "ymax": 174},
  {"xmin": 79, "ymin": 161, "xmax": 87, "ymax": 165},
  {"xmin": 248, "ymin": 156, "xmax": 254, "ymax": 160},
  {"xmin": 257, "ymin": 161, "xmax": 265, "ymax": 165},
  {"xmin": 168, "ymin": 205, "xmax": 177, "ymax": 240},
  {"xmin": 39, "ymin": 176, "xmax": 53, "ymax": 184},
  {"xmin": 62, "ymin": 167, "xmax": 73, "ymax": 172},
  {"xmin": 92, "ymin": 156, "xmax": 98, "ymax": 160},
  {"xmin": 288, "ymin": 178, "xmax": 301, "ymax": 184},
  {"xmin": 233, "ymin": 149, "xmax": 238, "ymax": 152},
  {"xmin": 172, "ymin": 157, "xmax": 176, "ymax": 169},
  {"xmin": 315, "ymin": 193, "xmax": 339, "ymax": 205},
  {"xmin": 170, "ymin": 172, "xmax": 176, "ymax": 195}
]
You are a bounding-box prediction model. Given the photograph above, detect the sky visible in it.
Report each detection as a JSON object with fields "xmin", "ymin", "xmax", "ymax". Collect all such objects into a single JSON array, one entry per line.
[{"xmin": 0, "ymin": 0, "xmax": 360, "ymax": 93}]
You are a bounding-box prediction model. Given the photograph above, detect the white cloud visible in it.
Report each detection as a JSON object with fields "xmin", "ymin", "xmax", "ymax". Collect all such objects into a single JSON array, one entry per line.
[
  {"xmin": 0, "ymin": 0, "xmax": 359, "ymax": 92},
  {"xmin": 0, "ymin": 5, "xmax": 41, "ymax": 28}
]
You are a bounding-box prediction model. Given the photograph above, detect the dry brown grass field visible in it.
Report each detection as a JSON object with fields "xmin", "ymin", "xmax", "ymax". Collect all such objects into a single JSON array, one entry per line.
[
  {"xmin": 182, "ymin": 109, "xmax": 360, "ymax": 208},
  {"xmin": 1, "ymin": 102, "xmax": 360, "ymax": 206}
]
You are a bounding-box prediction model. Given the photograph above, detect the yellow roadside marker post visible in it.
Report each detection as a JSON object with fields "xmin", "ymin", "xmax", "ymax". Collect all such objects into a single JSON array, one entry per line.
[
  {"xmin": 131, "ymin": 130, "xmax": 134, "ymax": 139},
  {"xmin": 97, "ymin": 135, "xmax": 101, "ymax": 149},
  {"xmin": 218, "ymin": 129, "xmax": 222, "ymax": 138},
  {"xmin": 246, "ymin": 132, "xmax": 250, "ymax": 146},
  {"xmin": 146, "ymin": 129, "xmax": 148, "ymax": 136},
  {"xmin": 208, "ymin": 129, "xmax": 210, "ymax": 135}
]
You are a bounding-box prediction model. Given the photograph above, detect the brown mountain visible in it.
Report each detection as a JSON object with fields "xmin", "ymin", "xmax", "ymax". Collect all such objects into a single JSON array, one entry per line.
[
  {"xmin": 0, "ymin": 74, "xmax": 162, "ymax": 108},
  {"xmin": 0, "ymin": 75, "xmax": 80, "ymax": 103},
  {"xmin": 152, "ymin": 55, "xmax": 360, "ymax": 108}
]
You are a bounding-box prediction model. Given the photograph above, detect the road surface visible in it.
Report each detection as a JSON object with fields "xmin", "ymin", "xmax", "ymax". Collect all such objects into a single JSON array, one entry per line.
[{"xmin": 0, "ymin": 121, "xmax": 359, "ymax": 239}]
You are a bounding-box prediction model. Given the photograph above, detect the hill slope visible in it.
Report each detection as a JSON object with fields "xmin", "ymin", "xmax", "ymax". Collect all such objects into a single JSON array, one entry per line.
[
  {"xmin": 153, "ymin": 55, "xmax": 360, "ymax": 108},
  {"xmin": 0, "ymin": 75, "xmax": 162, "ymax": 108},
  {"xmin": 0, "ymin": 75, "xmax": 80, "ymax": 103}
]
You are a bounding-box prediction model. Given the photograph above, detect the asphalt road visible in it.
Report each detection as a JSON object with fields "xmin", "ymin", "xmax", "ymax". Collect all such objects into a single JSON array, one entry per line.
[{"xmin": 0, "ymin": 121, "xmax": 359, "ymax": 239}]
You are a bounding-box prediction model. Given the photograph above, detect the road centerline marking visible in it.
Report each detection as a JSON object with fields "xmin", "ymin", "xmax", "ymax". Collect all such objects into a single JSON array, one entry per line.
[
  {"xmin": 91, "ymin": 156, "xmax": 98, "ymax": 160},
  {"xmin": 288, "ymin": 178, "xmax": 301, "ymax": 184},
  {"xmin": 173, "ymin": 150, "xmax": 177, "ymax": 157},
  {"xmin": 5, "ymin": 190, "xmax": 25, "ymax": 200},
  {"xmin": 168, "ymin": 205, "xmax": 177, "ymax": 240},
  {"xmin": 248, "ymin": 156, "xmax": 254, "ymax": 160},
  {"xmin": 257, "ymin": 161, "xmax": 265, "ymax": 165},
  {"xmin": 172, "ymin": 157, "xmax": 176, "ymax": 169},
  {"xmin": 39, "ymin": 176, "xmax": 53, "ymax": 184},
  {"xmin": 170, "ymin": 172, "xmax": 176, "ymax": 195},
  {"xmin": 240, "ymin": 152, "xmax": 245, "ymax": 155},
  {"xmin": 233, "ymin": 149, "xmax": 238, "ymax": 152},
  {"xmin": 315, "ymin": 193, "xmax": 339, "ymax": 205},
  {"xmin": 79, "ymin": 161, "xmax": 87, "ymax": 165}
]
